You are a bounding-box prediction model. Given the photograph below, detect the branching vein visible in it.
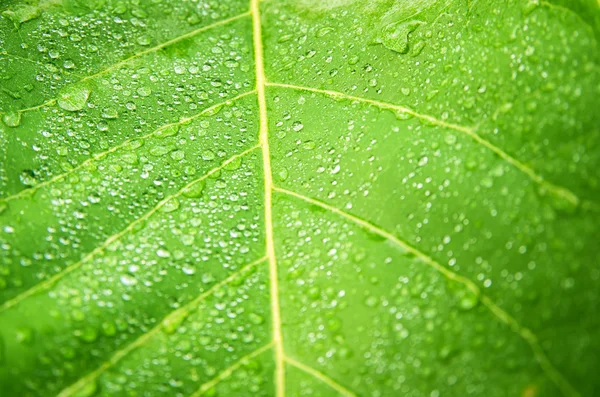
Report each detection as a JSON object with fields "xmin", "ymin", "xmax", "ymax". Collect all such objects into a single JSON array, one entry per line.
[
  {"xmin": 0, "ymin": 145, "xmax": 260, "ymax": 313},
  {"xmin": 266, "ymin": 82, "xmax": 581, "ymax": 207},
  {"xmin": 56, "ymin": 256, "xmax": 267, "ymax": 397},
  {"xmin": 274, "ymin": 186, "xmax": 580, "ymax": 397},
  {"xmin": 0, "ymin": 90, "xmax": 257, "ymax": 203},
  {"xmin": 0, "ymin": 11, "xmax": 251, "ymax": 116}
]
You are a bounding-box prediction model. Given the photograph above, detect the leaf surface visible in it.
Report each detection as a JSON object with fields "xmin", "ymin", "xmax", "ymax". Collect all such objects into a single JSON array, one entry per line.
[{"xmin": 0, "ymin": 0, "xmax": 599, "ymax": 396}]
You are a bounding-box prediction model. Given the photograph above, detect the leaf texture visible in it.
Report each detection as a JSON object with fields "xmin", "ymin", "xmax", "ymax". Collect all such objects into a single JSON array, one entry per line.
[{"xmin": 0, "ymin": 0, "xmax": 599, "ymax": 396}]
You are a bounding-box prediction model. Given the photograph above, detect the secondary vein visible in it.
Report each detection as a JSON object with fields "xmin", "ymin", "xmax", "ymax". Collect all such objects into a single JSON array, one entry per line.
[
  {"xmin": 274, "ymin": 186, "xmax": 580, "ymax": 397},
  {"xmin": 0, "ymin": 11, "xmax": 252, "ymax": 117},
  {"xmin": 190, "ymin": 342, "xmax": 275, "ymax": 397},
  {"xmin": 0, "ymin": 145, "xmax": 260, "ymax": 313},
  {"xmin": 266, "ymin": 81, "xmax": 581, "ymax": 208},
  {"xmin": 56, "ymin": 256, "xmax": 267, "ymax": 397},
  {"xmin": 285, "ymin": 356, "xmax": 358, "ymax": 397},
  {"xmin": 0, "ymin": 90, "xmax": 257, "ymax": 204}
]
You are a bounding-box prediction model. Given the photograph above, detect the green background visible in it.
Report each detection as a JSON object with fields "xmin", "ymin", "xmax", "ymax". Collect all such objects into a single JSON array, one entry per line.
[{"xmin": 0, "ymin": 0, "xmax": 599, "ymax": 396}]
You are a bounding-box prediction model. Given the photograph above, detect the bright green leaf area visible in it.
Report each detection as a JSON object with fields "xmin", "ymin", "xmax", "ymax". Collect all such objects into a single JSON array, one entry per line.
[{"xmin": 0, "ymin": 0, "xmax": 599, "ymax": 396}]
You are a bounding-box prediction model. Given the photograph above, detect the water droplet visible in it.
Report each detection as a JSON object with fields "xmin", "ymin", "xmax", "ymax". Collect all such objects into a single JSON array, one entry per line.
[
  {"xmin": 137, "ymin": 86, "xmax": 152, "ymax": 97},
  {"xmin": 182, "ymin": 263, "xmax": 196, "ymax": 275},
  {"xmin": 171, "ymin": 150, "xmax": 185, "ymax": 161},
  {"xmin": 523, "ymin": 0, "xmax": 540, "ymax": 15},
  {"xmin": 58, "ymin": 85, "xmax": 90, "ymax": 111},
  {"xmin": 101, "ymin": 321, "xmax": 117, "ymax": 337},
  {"xmin": 365, "ymin": 295, "xmax": 378, "ymax": 307},
  {"xmin": 316, "ymin": 27, "xmax": 334, "ymax": 37},
  {"xmin": 2, "ymin": 112, "xmax": 21, "ymax": 127},
  {"xmin": 201, "ymin": 273, "xmax": 215, "ymax": 284},
  {"xmin": 163, "ymin": 309, "xmax": 188, "ymax": 334},
  {"xmin": 161, "ymin": 197, "xmax": 180, "ymax": 213},
  {"xmin": 16, "ymin": 327, "xmax": 33, "ymax": 345},
  {"xmin": 74, "ymin": 327, "xmax": 98, "ymax": 343},
  {"xmin": 278, "ymin": 168, "xmax": 289, "ymax": 181},
  {"xmin": 101, "ymin": 108, "xmax": 119, "ymax": 119},
  {"xmin": 182, "ymin": 181, "xmax": 205, "ymax": 198},
  {"xmin": 249, "ymin": 313, "xmax": 264, "ymax": 325},
  {"xmin": 137, "ymin": 35, "xmax": 151, "ymax": 46},
  {"xmin": 150, "ymin": 145, "xmax": 173, "ymax": 157},
  {"xmin": 444, "ymin": 134, "xmax": 457, "ymax": 145},
  {"xmin": 119, "ymin": 274, "xmax": 138, "ymax": 286},
  {"xmin": 376, "ymin": 21, "xmax": 423, "ymax": 54},
  {"xmin": 2, "ymin": 4, "xmax": 40, "ymax": 27},
  {"xmin": 201, "ymin": 150, "xmax": 215, "ymax": 161},
  {"xmin": 459, "ymin": 292, "xmax": 479, "ymax": 310}
]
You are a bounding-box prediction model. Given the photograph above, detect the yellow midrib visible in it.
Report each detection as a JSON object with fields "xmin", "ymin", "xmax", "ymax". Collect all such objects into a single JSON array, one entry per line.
[{"xmin": 250, "ymin": 0, "xmax": 286, "ymax": 396}]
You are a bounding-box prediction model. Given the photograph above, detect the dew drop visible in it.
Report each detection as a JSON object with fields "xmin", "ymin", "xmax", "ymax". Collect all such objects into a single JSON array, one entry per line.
[
  {"xmin": 201, "ymin": 150, "xmax": 216, "ymax": 161},
  {"xmin": 182, "ymin": 263, "xmax": 196, "ymax": 275},
  {"xmin": 57, "ymin": 85, "xmax": 90, "ymax": 111},
  {"xmin": 137, "ymin": 87, "xmax": 152, "ymax": 97},
  {"xmin": 376, "ymin": 21, "xmax": 423, "ymax": 54},
  {"xmin": 161, "ymin": 197, "xmax": 180, "ymax": 213},
  {"xmin": 2, "ymin": 111, "xmax": 21, "ymax": 127},
  {"xmin": 182, "ymin": 181, "xmax": 205, "ymax": 198},
  {"xmin": 119, "ymin": 274, "xmax": 138, "ymax": 286}
]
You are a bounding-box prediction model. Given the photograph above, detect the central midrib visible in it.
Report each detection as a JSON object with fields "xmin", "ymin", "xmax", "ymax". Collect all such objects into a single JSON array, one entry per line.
[{"xmin": 250, "ymin": 0, "xmax": 286, "ymax": 396}]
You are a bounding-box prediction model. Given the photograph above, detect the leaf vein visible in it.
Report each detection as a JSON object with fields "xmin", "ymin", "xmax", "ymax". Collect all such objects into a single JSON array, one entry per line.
[
  {"xmin": 274, "ymin": 186, "xmax": 580, "ymax": 397},
  {"xmin": 55, "ymin": 256, "xmax": 268, "ymax": 397},
  {"xmin": 0, "ymin": 90, "xmax": 257, "ymax": 203},
  {"xmin": 251, "ymin": 0, "xmax": 286, "ymax": 395},
  {"xmin": 0, "ymin": 11, "xmax": 252, "ymax": 116},
  {"xmin": 266, "ymin": 82, "xmax": 581, "ymax": 207},
  {"xmin": 0, "ymin": 144, "xmax": 260, "ymax": 313},
  {"xmin": 190, "ymin": 342, "xmax": 275, "ymax": 397},
  {"xmin": 285, "ymin": 356, "xmax": 358, "ymax": 397}
]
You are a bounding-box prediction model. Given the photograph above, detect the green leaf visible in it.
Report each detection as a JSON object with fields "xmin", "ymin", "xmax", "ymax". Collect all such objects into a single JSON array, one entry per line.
[{"xmin": 0, "ymin": 0, "xmax": 599, "ymax": 396}]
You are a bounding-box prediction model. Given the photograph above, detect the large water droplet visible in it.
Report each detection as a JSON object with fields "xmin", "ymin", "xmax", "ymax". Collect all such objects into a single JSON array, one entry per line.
[
  {"xmin": 2, "ymin": 112, "xmax": 21, "ymax": 127},
  {"xmin": 376, "ymin": 21, "xmax": 423, "ymax": 54},
  {"xmin": 58, "ymin": 85, "xmax": 90, "ymax": 111}
]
